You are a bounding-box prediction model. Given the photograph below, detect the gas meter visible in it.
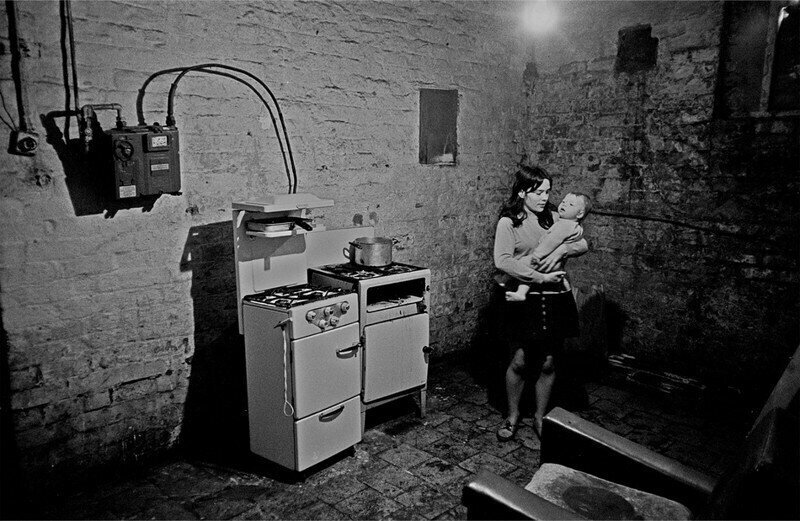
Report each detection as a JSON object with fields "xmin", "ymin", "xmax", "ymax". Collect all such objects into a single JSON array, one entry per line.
[{"xmin": 108, "ymin": 123, "xmax": 181, "ymax": 199}]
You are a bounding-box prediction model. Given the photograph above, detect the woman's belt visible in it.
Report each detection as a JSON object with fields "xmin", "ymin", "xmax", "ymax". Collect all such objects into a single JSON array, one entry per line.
[{"xmin": 528, "ymin": 281, "xmax": 571, "ymax": 295}]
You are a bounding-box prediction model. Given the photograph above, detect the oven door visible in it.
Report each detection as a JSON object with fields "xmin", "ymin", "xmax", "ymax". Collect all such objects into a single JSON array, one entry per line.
[
  {"xmin": 362, "ymin": 313, "xmax": 429, "ymax": 403},
  {"xmin": 291, "ymin": 322, "xmax": 361, "ymax": 418}
]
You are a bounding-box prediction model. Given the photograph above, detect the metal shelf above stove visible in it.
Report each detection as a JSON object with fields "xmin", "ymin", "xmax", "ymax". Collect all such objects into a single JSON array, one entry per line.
[
  {"xmin": 233, "ymin": 193, "xmax": 334, "ymax": 213},
  {"xmin": 245, "ymin": 226, "xmax": 322, "ymax": 239}
]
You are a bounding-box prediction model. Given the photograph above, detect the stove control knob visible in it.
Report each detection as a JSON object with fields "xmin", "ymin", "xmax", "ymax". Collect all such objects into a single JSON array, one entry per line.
[
  {"xmin": 306, "ymin": 310, "xmax": 317, "ymax": 322},
  {"xmin": 317, "ymin": 319, "xmax": 328, "ymax": 329},
  {"xmin": 329, "ymin": 316, "xmax": 340, "ymax": 327},
  {"xmin": 339, "ymin": 301, "xmax": 350, "ymax": 314},
  {"xmin": 323, "ymin": 306, "xmax": 334, "ymax": 317}
]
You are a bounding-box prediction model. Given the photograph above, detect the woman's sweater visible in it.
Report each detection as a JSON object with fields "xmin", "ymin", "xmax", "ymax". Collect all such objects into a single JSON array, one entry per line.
[{"xmin": 493, "ymin": 211, "xmax": 587, "ymax": 292}]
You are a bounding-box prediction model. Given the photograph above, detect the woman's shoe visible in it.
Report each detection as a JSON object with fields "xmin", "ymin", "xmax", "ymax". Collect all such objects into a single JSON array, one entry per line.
[{"xmin": 496, "ymin": 418, "xmax": 519, "ymax": 441}]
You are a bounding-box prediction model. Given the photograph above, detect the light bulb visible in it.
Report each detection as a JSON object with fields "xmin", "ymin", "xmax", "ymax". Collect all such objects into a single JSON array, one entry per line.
[{"xmin": 522, "ymin": 0, "xmax": 559, "ymax": 35}]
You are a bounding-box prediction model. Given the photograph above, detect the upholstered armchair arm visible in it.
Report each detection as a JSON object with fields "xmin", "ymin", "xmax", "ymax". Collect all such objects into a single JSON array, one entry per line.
[
  {"xmin": 462, "ymin": 469, "xmax": 584, "ymax": 520},
  {"xmin": 541, "ymin": 407, "xmax": 716, "ymax": 513}
]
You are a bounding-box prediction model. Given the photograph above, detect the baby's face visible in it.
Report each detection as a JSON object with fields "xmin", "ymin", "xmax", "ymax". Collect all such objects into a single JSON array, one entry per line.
[{"xmin": 558, "ymin": 193, "xmax": 585, "ymax": 220}]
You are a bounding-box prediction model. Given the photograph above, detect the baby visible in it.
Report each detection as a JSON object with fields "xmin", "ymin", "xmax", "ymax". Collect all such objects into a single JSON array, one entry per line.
[{"xmin": 503, "ymin": 192, "xmax": 591, "ymax": 302}]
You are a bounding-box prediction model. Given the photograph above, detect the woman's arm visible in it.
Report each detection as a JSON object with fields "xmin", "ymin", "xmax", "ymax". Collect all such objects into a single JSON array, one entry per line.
[{"xmin": 494, "ymin": 218, "xmax": 546, "ymax": 283}]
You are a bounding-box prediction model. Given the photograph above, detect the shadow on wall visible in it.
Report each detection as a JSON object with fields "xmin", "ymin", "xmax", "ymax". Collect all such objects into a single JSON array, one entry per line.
[
  {"xmin": 0, "ymin": 307, "xmax": 23, "ymax": 519},
  {"xmin": 179, "ymin": 222, "xmax": 249, "ymax": 463},
  {"xmin": 467, "ymin": 282, "xmax": 627, "ymax": 415},
  {"xmin": 39, "ymin": 114, "xmax": 164, "ymax": 218}
]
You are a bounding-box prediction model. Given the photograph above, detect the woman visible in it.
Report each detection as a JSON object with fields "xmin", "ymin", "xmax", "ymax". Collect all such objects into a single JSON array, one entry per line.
[{"xmin": 493, "ymin": 165, "xmax": 588, "ymax": 441}]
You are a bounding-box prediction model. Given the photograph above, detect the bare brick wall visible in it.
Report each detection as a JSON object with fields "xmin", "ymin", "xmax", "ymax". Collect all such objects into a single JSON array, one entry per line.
[
  {"xmin": 0, "ymin": 0, "xmax": 530, "ymax": 491},
  {"xmin": 521, "ymin": 1, "xmax": 799, "ymax": 390}
]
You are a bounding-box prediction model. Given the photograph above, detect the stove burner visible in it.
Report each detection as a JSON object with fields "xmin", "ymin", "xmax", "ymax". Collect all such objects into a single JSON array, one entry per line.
[
  {"xmin": 245, "ymin": 284, "xmax": 351, "ymax": 309},
  {"xmin": 314, "ymin": 262, "xmax": 424, "ymax": 280}
]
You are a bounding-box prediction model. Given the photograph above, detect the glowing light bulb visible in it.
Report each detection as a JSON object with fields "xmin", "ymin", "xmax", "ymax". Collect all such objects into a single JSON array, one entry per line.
[{"xmin": 522, "ymin": 0, "xmax": 559, "ymax": 35}]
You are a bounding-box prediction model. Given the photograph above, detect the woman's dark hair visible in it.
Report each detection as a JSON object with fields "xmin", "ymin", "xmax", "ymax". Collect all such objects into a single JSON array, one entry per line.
[{"xmin": 499, "ymin": 165, "xmax": 555, "ymax": 228}]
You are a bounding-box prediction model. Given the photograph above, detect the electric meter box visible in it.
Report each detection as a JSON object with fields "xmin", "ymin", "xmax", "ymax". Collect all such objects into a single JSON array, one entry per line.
[{"xmin": 108, "ymin": 124, "xmax": 181, "ymax": 199}]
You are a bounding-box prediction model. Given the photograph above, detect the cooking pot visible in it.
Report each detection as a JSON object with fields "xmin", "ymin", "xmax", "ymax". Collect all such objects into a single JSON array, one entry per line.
[{"xmin": 343, "ymin": 236, "xmax": 394, "ymax": 267}]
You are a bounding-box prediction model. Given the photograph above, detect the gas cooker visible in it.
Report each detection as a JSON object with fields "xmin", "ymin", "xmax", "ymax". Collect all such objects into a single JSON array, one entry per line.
[
  {"xmin": 311, "ymin": 262, "xmax": 426, "ymax": 281},
  {"xmin": 243, "ymin": 283, "xmax": 352, "ymax": 309}
]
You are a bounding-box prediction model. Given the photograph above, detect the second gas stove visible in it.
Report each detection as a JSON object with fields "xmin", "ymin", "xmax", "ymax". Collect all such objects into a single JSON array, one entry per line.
[{"xmin": 309, "ymin": 262, "xmax": 427, "ymax": 281}]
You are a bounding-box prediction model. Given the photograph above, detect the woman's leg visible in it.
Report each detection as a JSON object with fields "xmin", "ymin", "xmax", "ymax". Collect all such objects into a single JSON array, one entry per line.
[
  {"xmin": 533, "ymin": 355, "xmax": 555, "ymax": 435},
  {"xmin": 505, "ymin": 347, "xmax": 527, "ymax": 424}
]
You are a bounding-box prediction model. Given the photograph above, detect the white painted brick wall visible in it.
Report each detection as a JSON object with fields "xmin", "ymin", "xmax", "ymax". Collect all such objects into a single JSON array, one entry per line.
[{"xmin": 1, "ymin": 0, "xmax": 529, "ymax": 487}]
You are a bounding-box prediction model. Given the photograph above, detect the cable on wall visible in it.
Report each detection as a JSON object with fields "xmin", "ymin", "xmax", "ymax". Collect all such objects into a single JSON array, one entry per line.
[
  {"xmin": 6, "ymin": 0, "xmax": 41, "ymax": 155},
  {"xmin": 136, "ymin": 66, "xmax": 190, "ymax": 126},
  {"xmin": 57, "ymin": 0, "xmax": 80, "ymax": 140},
  {"xmin": 592, "ymin": 209, "xmax": 783, "ymax": 245},
  {"xmin": 165, "ymin": 63, "xmax": 299, "ymax": 194},
  {"xmin": 0, "ymin": 90, "xmax": 16, "ymax": 132},
  {"xmin": 65, "ymin": 0, "xmax": 79, "ymax": 113},
  {"xmin": 166, "ymin": 65, "xmax": 295, "ymax": 194},
  {"xmin": 136, "ymin": 64, "xmax": 299, "ymax": 194},
  {"xmin": 7, "ymin": 0, "xmax": 31, "ymax": 131}
]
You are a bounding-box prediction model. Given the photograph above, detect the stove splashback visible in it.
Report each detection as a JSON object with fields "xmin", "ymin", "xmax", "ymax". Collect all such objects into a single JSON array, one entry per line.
[{"xmin": 232, "ymin": 200, "xmax": 373, "ymax": 333}]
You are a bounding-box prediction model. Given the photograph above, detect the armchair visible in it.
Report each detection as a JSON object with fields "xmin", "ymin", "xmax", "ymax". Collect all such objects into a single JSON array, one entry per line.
[{"xmin": 463, "ymin": 345, "xmax": 800, "ymax": 520}]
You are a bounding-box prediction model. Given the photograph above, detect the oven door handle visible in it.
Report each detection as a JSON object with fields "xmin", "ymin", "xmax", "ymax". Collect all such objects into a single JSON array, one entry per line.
[
  {"xmin": 336, "ymin": 343, "xmax": 361, "ymax": 357},
  {"xmin": 319, "ymin": 405, "xmax": 345, "ymax": 422}
]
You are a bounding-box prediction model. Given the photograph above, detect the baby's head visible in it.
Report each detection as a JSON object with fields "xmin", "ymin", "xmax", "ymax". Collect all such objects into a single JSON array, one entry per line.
[{"xmin": 558, "ymin": 192, "xmax": 592, "ymax": 221}]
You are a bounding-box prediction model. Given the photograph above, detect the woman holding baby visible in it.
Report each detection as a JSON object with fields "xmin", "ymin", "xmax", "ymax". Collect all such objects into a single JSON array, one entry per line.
[{"xmin": 493, "ymin": 165, "xmax": 590, "ymax": 441}]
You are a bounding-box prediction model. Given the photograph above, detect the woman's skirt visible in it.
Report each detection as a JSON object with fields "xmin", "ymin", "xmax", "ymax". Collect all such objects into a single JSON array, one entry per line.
[{"xmin": 498, "ymin": 288, "xmax": 579, "ymax": 367}]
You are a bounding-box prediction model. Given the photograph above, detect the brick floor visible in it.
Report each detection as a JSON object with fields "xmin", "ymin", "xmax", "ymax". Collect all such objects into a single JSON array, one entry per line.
[{"xmin": 34, "ymin": 358, "xmax": 749, "ymax": 519}]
